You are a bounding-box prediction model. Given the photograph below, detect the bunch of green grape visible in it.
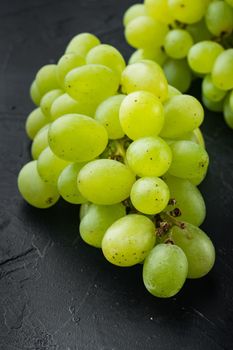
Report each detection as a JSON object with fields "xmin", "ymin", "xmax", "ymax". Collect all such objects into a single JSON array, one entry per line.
[
  {"xmin": 124, "ymin": 0, "xmax": 233, "ymax": 128},
  {"xmin": 18, "ymin": 32, "xmax": 215, "ymax": 298}
]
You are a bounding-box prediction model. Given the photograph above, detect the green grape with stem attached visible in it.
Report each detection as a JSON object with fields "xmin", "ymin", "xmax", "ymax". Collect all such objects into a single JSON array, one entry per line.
[
  {"xmin": 48, "ymin": 114, "xmax": 108, "ymax": 162},
  {"xmin": 30, "ymin": 80, "xmax": 42, "ymax": 106},
  {"xmin": 130, "ymin": 177, "xmax": 170, "ymax": 215},
  {"xmin": 77, "ymin": 159, "xmax": 136, "ymax": 205},
  {"xmin": 126, "ymin": 136, "xmax": 172, "ymax": 177},
  {"xmin": 35, "ymin": 64, "xmax": 60, "ymax": 96},
  {"xmin": 123, "ymin": 3, "xmax": 146, "ymax": 27},
  {"xmin": 65, "ymin": 32, "xmax": 100, "ymax": 57},
  {"xmin": 163, "ymin": 59, "xmax": 192, "ymax": 93},
  {"xmin": 56, "ymin": 53, "xmax": 85, "ymax": 88},
  {"xmin": 202, "ymin": 75, "xmax": 227, "ymax": 102},
  {"xmin": 57, "ymin": 162, "xmax": 87, "ymax": 204},
  {"xmin": 143, "ymin": 243, "xmax": 188, "ymax": 298},
  {"xmin": 212, "ymin": 49, "xmax": 233, "ymax": 91},
  {"xmin": 164, "ymin": 29, "xmax": 193, "ymax": 59},
  {"xmin": 102, "ymin": 214, "xmax": 156, "ymax": 267},
  {"xmin": 119, "ymin": 91, "xmax": 164, "ymax": 140},
  {"xmin": 31, "ymin": 124, "xmax": 49, "ymax": 160},
  {"xmin": 40, "ymin": 89, "xmax": 63, "ymax": 118},
  {"xmin": 80, "ymin": 203, "xmax": 126, "ymax": 248},
  {"xmin": 25, "ymin": 107, "xmax": 49, "ymax": 140},
  {"xmin": 94, "ymin": 95, "xmax": 125, "ymax": 140},
  {"xmin": 18, "ymin": 160, "xmax": 60, "ymax": 208}
]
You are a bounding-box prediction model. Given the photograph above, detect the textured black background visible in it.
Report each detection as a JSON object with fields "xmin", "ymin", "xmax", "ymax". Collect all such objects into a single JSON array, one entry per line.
[{"xmin": 0, "ymin": 1, "xmax": 233, "ymax": 349}]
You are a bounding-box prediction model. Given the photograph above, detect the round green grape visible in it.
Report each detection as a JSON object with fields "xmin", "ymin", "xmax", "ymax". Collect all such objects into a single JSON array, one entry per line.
[
  {"xmin": 26, "ymin": 107, "xmax": 49, "ymax": 140},
  {"xmin": 123, "ymin": 3, "xmax": 146, "ymax": 26},
  {"xmin": 65, "ymin": 32, "xmax": 100, "ymax": 57},
  {"xmin": 164, "ymin": 29, "xmax": 193, "ymax": 59},
  {"xmin": 212, "ymin": 49, "xmax": 233, "ymax": 91},
  {"xmin": 163, "ymin": 59, "xmax": 192, "ymax": 93},
  {"xmin": 56, "ymin": 53, "xmax": 85, "ymax": 88},
  {"xmin": 40, "ymin": 89, "xmax": 63, "ymax": 118},
  {"xmin": 31, "ymin": 124, "xmax": 49, "ymax": 160}
]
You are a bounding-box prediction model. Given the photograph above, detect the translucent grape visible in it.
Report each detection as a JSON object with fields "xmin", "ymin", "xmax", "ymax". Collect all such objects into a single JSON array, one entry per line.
[
  {"xmin": 128, "ymin": 47, "xmax": 167, "ymax": 66},
  {"xmin": 164, "ymin": 29, "xmax": 193, "ymax": 59},
  {"xmin": 56, "ymin": 53, "xmax": 85, "ymax": 88},
  {"xmin": 205, "ymin": 1, "xmax": 233, "ymax": 37},
  {"xmin": 188, "ymin": 41, "xmax": 224, "ymax": 74},
  {"xmin": 25, "ymin": 107, "xmax": 49, "ymax": 140},
  {"xmin": 86, "ymin": 44, "xmax": 126, "ymax": 78},
  {"xmin": 94, "ymin": 95, "xmax": 125, "ymax": 140},
  {"xmin": 57, "ymin": 163, "xmax": 87, "ymax": 204},
  {"xmin": 168, "ymin": 140, "xmax": 209, "ymax": 179},
  {"xmin": 163, "ymin": 59, "xmax": 192, "ymax": 93},
  {"xmin": 37, "ymin": 147, "xmax": 70, "ymax": 185},
  {"xmin": 168, "ymin": 0, "xmax": 206, "ymax": 24},
  {"xmin": 48, "ymin": 114, "xmax": 108, "ymax": 162},
  {"xmin": 123, "ymin": 3, "xmax": 146, "ymax": 26},
  {"xmin": 167, "ymin": 85, "xmax": 182, "ymax": 99},
  {"xmin": 145, "ymin": 0, "xmax": 173, "ymax": 24},
  {"xmin": 126, "ymin": 136, "xmax": 172, "ymax": 177},
  {"xmin": 31, "ymin": 124, "xmax": 49, "ymax": 160},
  {"xmin": 17, "ymin": 160, "xmax": 60, "ymax": 208},
  {"xmin": 212, "ymin": 49, "xmax": 233, "ymax": 91},
  {"xmin": 170, "ymin": 223, "xmax": 215, "ymax": 278},
  {"xmin": 40, "ymin": 89, "xmax": 63, "ymax": 118},
  {"xmin": 80, "ymin": 203, "xmax": 126, "ymax": 248},
  {"xmin": 121, "ymin": 60, "xmax": 168, "ymax": 102},
  {"xmin": 130, "ymin": 177, "xmax": 170, "ymax": 215},
  {"xmin": 143, "ymin": 244, "xmax": 188, "ymax": 298},
  {"xmin": 202, "ymin": 95, "xmax": 224, "ymax": 112},
  {"xmin": 125, "ymin": 16, "xmax": 168, "ymax": 49},
  {"xmin": 119, "ymin": 91, "xmax": 164, "ymax": 140},
  {"xmin": 77, "ymin": 159, "xmax": 136, "ymax": 205},
  {"xmin": 102, "ymin": 214, "xmax": 156, "ymax": 266},
  {"xmin": 65, "ymin": 64, "xmax": 119, "ymax": 106},
  {"xmin": 186, "ymin": 19, "xmax": 212, "ymax": 43},
  {"xmin": 30, "ymin": 80, "xmax": 41, "ymax": 105},
  {"xmin": 163, "ymin": 175, "xmax": 206, "ymax": 226},
  {"xmin": 35, "ymin": 64, "xmax": 59, "ymax": 96},
  {"xmin": 223, "ymin": 93, "xmax": 233, "ymax": 129},
  {"xmin": 160, "ymin": 95, "xmax": 204, "ymax": 138},
  {"xmin": 50, "ymin": 93, "xmax": 95, "ymax": 121},
  {"xmin": 65, "ymin": 32, "xmax": 100, "ymax": 57},
  {"xmin": 202, "ymin": 75, "xmax": 227, "ymax": 102}
]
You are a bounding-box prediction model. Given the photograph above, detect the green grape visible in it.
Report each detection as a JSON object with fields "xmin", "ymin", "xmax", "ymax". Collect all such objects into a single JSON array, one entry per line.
[
  {"xmin": 230, "ymin": 90, "xmax": 233, "ymax": 111},
  {"xmin": 65, "ymin": 32, "xmax": 100, "ymax": 57},
  {"xmin": 225, "ymin": 0, "xmax": 233, "ymax": 7},
  {"xmin": 126, "ymin": 136, "xmax": 172, "ymax": 177},
  {"xmin": 40, "ymin": 89, "xmax": 63, "ymax": 118},
  {"xmin": 145, "ymin": 0, "xmax": 174, "ymax": 24},
  {"xmin": 187, "ymin": 41, "xmax": 224, "ymax": 74},
  {"xmin": 164, "ymin": 29, "xmax": 193, "ymax": 59},
  {"xmin": 57, "ymin": 163, "xmax": 87, "ymax": 204},
  {"xmin": 50, "ymin": 93, "xmax": 95, "ymax": 121},
  {"xmin": 123, "ymin": 3, "xmax": 146, "ymax": 26},
  {"xmin": 121, "ymin": 60, "xmax": 168, "ymax": 102},
  {"xmin": 205, "ymin": 1, "xmax": 233, "ymax": 37},
  {"xmin": 31, "ymin": 124, "xmax": 49, "ymax": 160},
  {"xmin": 212, "ymin": 49, "xmax": 233, "ymax": 90},
  {"xmin": 77, "ymin": 159, "xmax": 136, "ymax": 205},
  {"xmin": 168, "ymin": 0, "xmax": 206, "ymax": 24},
  {"xmin": 223, "ymin": 93, "xmax": 233, "ymax": 129},
  {"xmin": 191, "ymin": 128, "xmax": 205, "ymax": 148},
  {"xmin": 130, "ymin": 177, "xmax": 170, "ymax": 215},
  {"xmin": 160, "ymin": 95, "xmax": 204, "ymax": 139},
  {"xmin": 202, "ymin": 75, "xmax": 227, "ymax": 102},
  {"xmin": 79, "ymin": 203, "xmax": 90, "ymax": 220},
  {"xmin": 56, "ymin": 53, "xmax": 85, "ymax": 88},
  {"xmin": 128, "ymin": 47, "xmax": 167, "ymax": 66},
  {"xmin": 86, "ymin": 44, "xmax": 126, "ymax": 78},
  {"xmin": 163, "ymin": 59, "xmax": 192, "ymax": 93},
  {"xmin": 80, "ymin": 203, "xmax": 126, "ymax": 248},
  {"xmin": 186, "ymin": 19, "xmax": 212, "ymax": 43},
  {"xmin": 167, "ymin": 85, "xmax": 182, "ymax": 99},
  {"xmin": 30, "ymin": 80, "xmax": 42, "ymax": 105},
  {"xmin": 119, "ymin": 91, "xmax": 164, "ymax": 140},
  {"xmin": 125, "ymin": 16, "xmax": 168, "ymax": 49},
  {"xmin": 202, "ymin": 95, "xmax": 224, "ymax": 112},
  {"xmin": 170, "ymin": 223, "xmax": 215, "ymax": 278},
  {"xmin": 163, "ymin": 175, "xmax": 206, "ymax": 226},
  {"xmin": 25, "ymin": 107, "xmax": 49, "ymax": 140},
  {"xmin": 35, "ymin": 64, "xmax": 59, "ymax": 96},
  {"xmin": 168, "ymin": 140, "xmax": 209, "ymax": 179},
  {"xmin": 143, "ymin": 244, "xmax": 188, "ymax": 298},
  {"xmin": 65, "ymin": 64, "xmax": 119, "ymax": 107},
  {"xmin": 48, "ymin": 114, "xmax": 108, "ymax": 162},
  {"xmin": 94, "ymin": 95, "xmax": 125, "ymax": 140},
  {"xmin": 37, "ymin": 147, "xmax": 70, "ymax": 185},
  {"xmin": 189, "ymin": 172, "xmax": 207, "ymax": 186},
  {"xmin": 102, "ymin": 214, "xmax": 156, "ymax": 267},
  {"xmin": 17, "ymin": 160, "xmax": 60, "ymax": 208}
]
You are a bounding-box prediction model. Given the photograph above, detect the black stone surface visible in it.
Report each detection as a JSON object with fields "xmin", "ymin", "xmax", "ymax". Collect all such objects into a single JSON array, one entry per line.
[{"xmin": 0, "ymin": 1, "xmax": 233, "ymax": 349}]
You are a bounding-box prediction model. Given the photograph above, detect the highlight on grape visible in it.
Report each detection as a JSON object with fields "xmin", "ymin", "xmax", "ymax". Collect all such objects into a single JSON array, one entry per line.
[
  {"xmin": 124, "ymin": 0, "xmax": 233, "ymax": 128},
  {"xmin": 18, "ymin": 32, "xmax": 215, "ymax": 298}
]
